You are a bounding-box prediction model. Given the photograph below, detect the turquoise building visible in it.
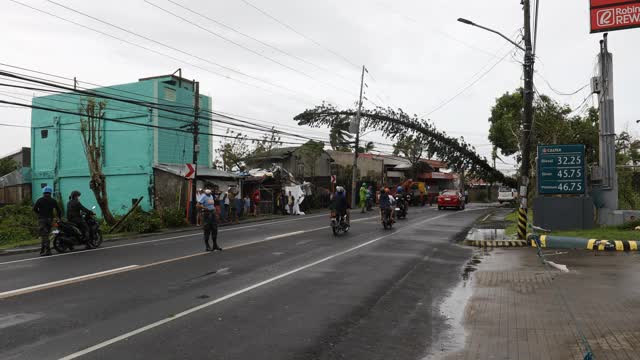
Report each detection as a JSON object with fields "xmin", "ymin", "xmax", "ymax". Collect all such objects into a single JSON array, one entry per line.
[{"xmin": 30, "ymin": 74, "xmax": 212, "ymax": 215}]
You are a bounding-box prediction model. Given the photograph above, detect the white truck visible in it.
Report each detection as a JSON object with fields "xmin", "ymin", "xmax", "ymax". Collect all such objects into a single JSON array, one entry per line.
[{"xmin": 497, "ymin": 187, "xmax": 517, "ymax": 204}]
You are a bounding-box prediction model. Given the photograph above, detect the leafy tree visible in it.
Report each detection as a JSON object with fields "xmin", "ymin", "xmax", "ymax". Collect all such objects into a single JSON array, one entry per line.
[
  {"xmin": 252, "ymin": 127, "xmax": 283, "ymax": 155},
  {"xmin": 329, "ymin": 117, "xmax": 353, "ymax": 151},
  {"xmin": 616, "ymin": 131, "xmax": 640, "ymax": 166},
  {"xmin": 392, "ymin": 134, "xmax": 427, "ymax": 179},
  {"xmin": 216, "ymin": 129, "xmax": 250, "ymax": 172},
  {"xmin": 79, "ymin": 97, "xmax": 116, "ymax": 225},
  {"xmin": 0, "ymin": 158, "xmax": 18, "ymax": 177},
  {"xmin": 295, "ymin": 103, "xmax": 503, "ymax": 183},
  {"xmin": 297, "ymin": 140, "xmax": 325, "ymax": 179},
  {"xmin": 358, "ymin": 141, "xmax": 375, "ymax": 153}
]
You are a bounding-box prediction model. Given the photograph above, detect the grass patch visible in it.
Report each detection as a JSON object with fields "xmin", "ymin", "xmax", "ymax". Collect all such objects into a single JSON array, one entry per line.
[
  {"xmin": 504, "ymin": 209, "xmax": 533, "ymax": 237},
  {"xmin": 0, "ymin": 238, "xmax": 39, "ymax": 250},
  {"xmin": 553, "ymin": 227, "xmax": 640, "ymax": 241}
]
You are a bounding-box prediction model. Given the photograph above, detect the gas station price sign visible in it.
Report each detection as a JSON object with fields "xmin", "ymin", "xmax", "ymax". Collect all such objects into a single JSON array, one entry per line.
[{"xmin": 537, "ymin": 144, "xmax": 586, "ymax": 195}]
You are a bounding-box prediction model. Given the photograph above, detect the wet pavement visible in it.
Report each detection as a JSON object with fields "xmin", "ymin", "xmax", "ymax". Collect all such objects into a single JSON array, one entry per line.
[{"xmin": 427, "ymin": 247, "xmax": 640, "ymax": 360}]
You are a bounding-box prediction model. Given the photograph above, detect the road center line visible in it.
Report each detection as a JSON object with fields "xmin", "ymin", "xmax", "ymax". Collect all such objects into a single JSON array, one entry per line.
[
  {"xmin": 0, "ymin": 265, "xmax": 138, "ymax": 300},
  {"xmin": 265, "ymin": 231, "xmax": 305, "ymax": 240},
  {"xmin": 58, "ymin": 210, "xmax": 468, "ymax": 360}
]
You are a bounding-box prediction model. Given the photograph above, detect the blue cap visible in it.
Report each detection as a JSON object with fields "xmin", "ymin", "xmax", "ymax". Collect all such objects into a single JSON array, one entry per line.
[{"xmin": 42, "ymin": 186, "xmax": 53, "ymax": 194}]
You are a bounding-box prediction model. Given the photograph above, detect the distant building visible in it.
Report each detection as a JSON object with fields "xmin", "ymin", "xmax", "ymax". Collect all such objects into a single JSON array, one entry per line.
[
  {"xmin": 0, "ymin": 147, "xmax": 32, "ymax": 204},
  {"xmin": 30, "ymin": 74, "xmax": 216, "ymax": 214},
  {"xmin": 245, "ymin": 146, "xmax": 333, "ymax": 185}
]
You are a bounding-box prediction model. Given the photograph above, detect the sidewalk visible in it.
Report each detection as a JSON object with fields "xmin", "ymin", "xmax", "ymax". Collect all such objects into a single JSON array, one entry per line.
[
  {"xmin": 0, "ymin": 213, "xmax": 288, "ymax": 256},
  {"xmin": 430, "ymin": 248, "xmax": 640, "ymax": 360}
]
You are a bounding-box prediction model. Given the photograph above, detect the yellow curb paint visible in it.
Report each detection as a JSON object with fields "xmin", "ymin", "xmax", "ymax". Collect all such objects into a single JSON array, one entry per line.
[
  {"xmin": 615, "ymin": 240, "xmax": 624, "ymax": 251},
  {"xmin": 630, "ymin": 241, "xmax": 638, "ymax": 251},
  {"xmin": 598, "ymin": 240, "xmax": 607, "ymax": 251},
  {"xmin": 587, "ymin": 239, "xmax": 596, "ymax": 250}
]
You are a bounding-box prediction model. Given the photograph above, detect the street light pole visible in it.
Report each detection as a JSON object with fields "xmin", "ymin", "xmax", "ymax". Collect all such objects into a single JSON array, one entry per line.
[
  {"xmin": 457, "ymin": 0, "xmax": 535, "ymax": 240},
  {"xmin": 351, "ymin": 65, "xmax": 366, "ymax": 209}
]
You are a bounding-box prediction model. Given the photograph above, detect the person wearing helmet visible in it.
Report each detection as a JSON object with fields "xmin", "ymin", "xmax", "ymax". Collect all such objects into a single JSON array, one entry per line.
[
  {"xmin": 397, "ymin": 186, "xmax": 403, "ymax": 194},
  {"xmin": 379, "ymin": 187, "xmax": 391, "ymax": 222},
  {"xmin": 359, "ymin": 183, "xmax": 367, "ymax": 213},
  {"xmin": 198, "ymin": 188, "xmax": 222, "ymax": 251},
  {"xmin": 333, "ymin": 186, "xmax": 349, "ymax": 225},
  {"xmin": 33, "ymin": 186, "xmax": 61, "ymax": 256},
  {"xmin": 67, "ymin": 190, "xmax": 94, "ymax": 246}
]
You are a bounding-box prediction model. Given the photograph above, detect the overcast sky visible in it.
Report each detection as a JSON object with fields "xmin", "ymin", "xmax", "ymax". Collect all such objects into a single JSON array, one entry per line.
[{"xmin": 1, "ymin": 0, "xmax": 639, "ymax": 174}]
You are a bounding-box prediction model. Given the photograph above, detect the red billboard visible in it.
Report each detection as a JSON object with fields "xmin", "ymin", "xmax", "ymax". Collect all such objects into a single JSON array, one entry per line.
[{"xmin": 590, "ymin": 0, "xmax": 640, "ymax": 33}]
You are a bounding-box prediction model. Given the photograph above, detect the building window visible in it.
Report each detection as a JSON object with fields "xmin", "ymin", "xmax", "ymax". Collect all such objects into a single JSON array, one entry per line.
[
  {"xmin": 164, "ymin": 87, "xmax": 176, "ymax": 102},
  {"xmin": 40, "ymin": 129, "xmax": 48, "ymax": 138}
]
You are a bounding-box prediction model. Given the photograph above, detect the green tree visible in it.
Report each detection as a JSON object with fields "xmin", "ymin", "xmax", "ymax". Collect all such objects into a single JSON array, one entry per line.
[
  {"xmin": 329, "ymin": 117, "xmax": 353, "ymax": 151},
  {"xmin": 0, "ymin": 158, "xmax": 18, "ymax": 177},
  {"xmin": 216, "ymin": 129, "xmax": 250, "ymax": 172},
  {"xmin": 297, "ymin": 140, "xmax": 325, "ymax": 179},
  {"xmin": 79, "ymin": 97, "xmax": 116, "ymax": 225},
  {"xmin": 358, "ymin": 141, "xmax": 375, "ymax": 153},
  {"xmin": 252, "ymin": 127, "xmax": 283, "ymax": 155},
  {"xmin": 393, "ymin": 134, "xmax": 427, "ymax": 179}
]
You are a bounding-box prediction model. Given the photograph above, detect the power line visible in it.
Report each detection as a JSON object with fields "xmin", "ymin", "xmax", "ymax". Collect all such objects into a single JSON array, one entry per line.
[
  {"xmin": 238, "ymin": 0, "xmax": 360, "ymax": 70},
  {"xmin": 535, "ymin": 71, "xmax": 589, "ymax": 96},
  {"xmin": 12, "ymin": 0, "xmax": 315, "ymax": 105}
]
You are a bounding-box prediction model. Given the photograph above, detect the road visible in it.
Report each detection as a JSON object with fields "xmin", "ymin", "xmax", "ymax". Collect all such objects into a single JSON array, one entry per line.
[{"xmin": 0, "ymin": 204, "xmax": 490, "ymax": 360}]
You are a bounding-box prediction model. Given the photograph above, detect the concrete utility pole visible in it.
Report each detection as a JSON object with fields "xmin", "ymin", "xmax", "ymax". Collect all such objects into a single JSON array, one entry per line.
[
  {"xmin": 597, "ymin": 33, "xmax": 618, "ymax": 212},
  {"xmin": 516, "ymin": 0, "xmax": 536, "ymax": 240},
  {"xmin": 190, "ymin": 80, "xmax": 200, "ymax": 224},
  {"xmin": 350, "ymin": 65, "xmax": 366, "ymax": 209}
]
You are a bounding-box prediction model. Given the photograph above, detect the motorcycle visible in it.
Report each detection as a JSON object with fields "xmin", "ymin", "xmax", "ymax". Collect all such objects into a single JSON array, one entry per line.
[
  {"xmin": 395, "ymin": 194, "xmax": 408, "ymax": 220},
  {"xmin": 330, "ymin": 211, "xmax": 350, "ymax": 235},
  {"xmin": 382, "ymin": 207, "xmax": 394, "ymax": 229},
  {"xmin": 52, "ymin": 206, "xmax": 103, "ymax": 253}
]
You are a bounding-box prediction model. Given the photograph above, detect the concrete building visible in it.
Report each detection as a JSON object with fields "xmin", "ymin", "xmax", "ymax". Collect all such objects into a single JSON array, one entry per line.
[
  {"xmin": 30, "ymin": 74, "xmax": 213, "ymax": 214},
  {"xmin": 0, "ymin": 147, "xmax": 32, "ymax": 204},
  {"xmin": 246, "ymin": 147, "xmax": 333, "ymax": 184}
]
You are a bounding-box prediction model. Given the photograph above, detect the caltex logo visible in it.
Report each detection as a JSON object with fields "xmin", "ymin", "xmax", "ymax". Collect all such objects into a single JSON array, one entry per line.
[{"xmin": 597, "ymin": 9, "xmax": 615, "ymax": 26}]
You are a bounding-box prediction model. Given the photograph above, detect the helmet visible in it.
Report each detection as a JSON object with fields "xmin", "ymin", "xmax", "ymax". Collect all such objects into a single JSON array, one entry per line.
[
  {"xmin": 362, "ymin": 183, "xmax": 367, "ymax": 187},
  {"xmin": 397, "ymin": 186, "xmax": 403, "ymax": 193},
  {"xmin": 336, "ymin": 186, "xmax": 345, "ymax": 193},
  {"xmin": 204, "ymin": 189, "xmax": 212, "ymax": 195},
  {"xmin": 70, "ymin": 190, "xmax": 81, "ymax": 199},
  {"xmin": 42, "ymin": 186, "xmax": 53, "ymax": 194}
]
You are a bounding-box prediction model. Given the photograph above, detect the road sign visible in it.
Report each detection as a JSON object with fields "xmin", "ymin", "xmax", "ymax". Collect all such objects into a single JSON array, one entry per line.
[
  {"xmin": 331, "ymin": 175, "xmax": 336, "ymax": 184},
  {"xmin": 537, "ymin": 145, "xmax": 586, "ymax": 195},
  {"xmin": 590, "ymin": 0, "xmax": 640, "ymax": 33},
  {"xmin": 184, "ymin": 163, "xmax": 195, "ymax": 179}
]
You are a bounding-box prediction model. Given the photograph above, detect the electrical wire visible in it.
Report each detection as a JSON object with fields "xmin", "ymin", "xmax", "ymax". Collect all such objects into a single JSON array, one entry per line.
[{"xmin": 535, "ymin": 72, "xmax": 590, "ymax": 96}]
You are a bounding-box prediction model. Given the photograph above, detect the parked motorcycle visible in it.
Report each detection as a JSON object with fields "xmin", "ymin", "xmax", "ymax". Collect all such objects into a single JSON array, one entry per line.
[
  {"xmin": 52, "ymin": 206, "xmax": 103, "ymax": 252},
  {"xmin": 382, "ymin": 207, "xmax": 394, "ymax": 229},
  {"xmin": 330, "ymin": 211, "xmax": 350, "ymax": 235}
]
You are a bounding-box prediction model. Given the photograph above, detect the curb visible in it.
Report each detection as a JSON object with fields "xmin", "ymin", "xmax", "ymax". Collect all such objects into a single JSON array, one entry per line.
[
  {"xmin": 530, "ymin": 235, "xmax": 640, "ymax": 251},
  {"xmin": 0, "ymin": 215, "xmax": 287, "ymax": 257},
  {"xmin": 463, "ymin": 239, "xmax": 528, "ymax": 247}
]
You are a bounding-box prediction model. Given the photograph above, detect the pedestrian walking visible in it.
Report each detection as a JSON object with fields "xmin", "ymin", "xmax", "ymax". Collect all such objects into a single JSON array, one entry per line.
[
  {"xmin": 33, "ymin": 186, "xmax": 61, "ymax": 256},
  {"xmin": 197, "ymin": 189, "xmax": 222, "ymax": 251},
  {"xmin": 288, "ymin": 191, "xmax": 295, "ymax": 215}
]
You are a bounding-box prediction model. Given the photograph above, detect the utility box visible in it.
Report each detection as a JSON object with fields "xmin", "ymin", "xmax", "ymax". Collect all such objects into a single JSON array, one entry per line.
[{"xmin": 533, "ymin": 197, "xmax": 595, "ymax": 231}]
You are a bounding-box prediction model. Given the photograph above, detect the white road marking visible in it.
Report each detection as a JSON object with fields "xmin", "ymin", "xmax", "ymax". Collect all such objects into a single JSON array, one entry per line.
[
  {"xmin": 58, "ymin": 211, "xmax": 461, "ymax": 360},
  {"xmin": 0, "ymin": 214, "xmax": 328, "ymax": 266},
  {"xmin": 0, "ymin": 265, "xmax": 138, "ymax": 299},
  {"xmin": 264, "ymin": 231, "xmax": 305, "ymax": 240}
]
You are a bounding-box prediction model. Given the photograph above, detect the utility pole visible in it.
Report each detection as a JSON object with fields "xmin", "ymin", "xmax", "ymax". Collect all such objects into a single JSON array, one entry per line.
[
  {"xmin": 190, "ymin": 80, "xmax": 200, "ymax": 224},
  {"xmin": 597, "ymin": 33, "xmax": 618, "ymax": 214},
  {"xmin": 516, "ymin": 0, "xmax": 536, "ymax": 240},
  {"xmin": 350, "ymin": 65, "xmax": 366, "ymax": 209}
]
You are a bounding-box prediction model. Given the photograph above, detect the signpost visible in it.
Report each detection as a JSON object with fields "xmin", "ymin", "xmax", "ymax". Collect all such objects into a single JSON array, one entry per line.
[
  {"xmin": 184, "ymin": 163, "xmax": 195, "ymax": 179},
  {"xmin": 537, "ymin": 145, "xmax": 586, "ymax": 195},
  {"xmin": 590, "ymin": 0, "xmax": 640, "ymax": 33}
]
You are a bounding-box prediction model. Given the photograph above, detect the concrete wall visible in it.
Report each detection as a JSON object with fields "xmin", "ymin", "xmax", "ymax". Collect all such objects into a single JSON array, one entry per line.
[
  {"xmin": 154, "ymin": 168, "xmax": 188, "ymax": 210},
  {"xmin": 328, "ymin": 151, "xmax": 383, "ymax": 179},
  {"xmin": 533, "ymin": 197, "xmax": 595, "ymax": 230}
]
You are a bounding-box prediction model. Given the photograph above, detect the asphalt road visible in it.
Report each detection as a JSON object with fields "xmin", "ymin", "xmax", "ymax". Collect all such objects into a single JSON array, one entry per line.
[{"xmin": 0, "ymin": 204, "xmax": 490, "ymax": 360}]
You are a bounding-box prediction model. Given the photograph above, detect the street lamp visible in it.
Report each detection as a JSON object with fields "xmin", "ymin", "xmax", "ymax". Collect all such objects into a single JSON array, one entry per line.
[
  {"xmin": 457, "ymin": 11, "xmax": 535, "ymax": 241},
  {"xmin": 457, "ymin": 18, "xmax": 525, "ymax": 51}
]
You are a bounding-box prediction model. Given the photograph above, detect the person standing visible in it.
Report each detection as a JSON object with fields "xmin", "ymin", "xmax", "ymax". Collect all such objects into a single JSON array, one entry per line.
[
  {"xmin": 198, "ymin": 189, "xmax": 222, "ymax": 251},
  {"xmin": 288, "ymin": 191, "xmax": 295, "ymax": 215},
  {"xmin": 359, "ymin": 183, "xmax": 367, "ymax": 213},
  {"xmin": 464, "ymin": 189, "xmax": 469, "ymax": 204},
  {"xmin": 218, "ymin": 190, "xmax": 228, "ymax": 224},
  {"xmin": 280, "ymin": 190, "xmax": 288, "ymax": 215},
  {"xmin": 228, "ymin": 186, "xmax": 239, "ymax": 224},
  {"xmin": 252, "ymin": 188, "xmax": 261, "ymax": 216},
  {"xmin": 196, "ymin": 188, "xmax": 204, "ymax": 226},
  {"xmin": 243, "ymin": 194, "xmax": 250, "ymax": 218},
  {"xmin": 33, "ymin": 186, "xmax": 61, "ymax": 256}
]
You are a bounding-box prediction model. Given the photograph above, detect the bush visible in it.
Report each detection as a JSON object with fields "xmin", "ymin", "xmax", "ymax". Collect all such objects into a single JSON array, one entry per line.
[
  {"xmin": 0, "ymin": 205, "xmax": 39, "ymax": 247},
  {"xmin": 160, "ymin": 207, "xmax": 187, "ymax": 228},
  {"xmin": 617, "ymin": 218, "xmax": 640, "ymax": 230},
  {"xmin": 111, "ymin": 209, "xmax": 162, "ymax": 234}
]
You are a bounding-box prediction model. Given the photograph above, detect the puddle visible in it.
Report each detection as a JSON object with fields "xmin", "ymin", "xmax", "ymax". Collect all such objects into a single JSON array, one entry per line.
[
  {"xmin": 423, "ymin": 251, "xmax": 485, "ymax": 360},
  {"xmin": 465, "ymin": 228, "xmax": 506, "ymax": 241}
]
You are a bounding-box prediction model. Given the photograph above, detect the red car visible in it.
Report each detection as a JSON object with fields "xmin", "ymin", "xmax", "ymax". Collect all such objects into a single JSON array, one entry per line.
[{"xmin": 438, "ymin": 190, "xmax": 465, "ymax": 210}]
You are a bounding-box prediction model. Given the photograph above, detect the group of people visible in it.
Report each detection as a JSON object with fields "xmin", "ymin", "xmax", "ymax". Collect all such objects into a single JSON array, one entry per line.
[
  {"xmin": 33, "ymin": 187, "xmax": 94, "ymax": 256},
  {"xmin": 332, "ymin": 184, "xmax": 408, "ymax": 226},
  {"xmin": 195, "ymin": 186, "xmax": 262, "ymax": 226},
  {"xmin": 276, "ymin": 190, "xmax": 298, "ymax": 216}
]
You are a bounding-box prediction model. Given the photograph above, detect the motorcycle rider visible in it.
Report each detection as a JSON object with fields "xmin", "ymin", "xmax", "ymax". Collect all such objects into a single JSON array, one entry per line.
[
  {"xmin": 379, "ymin": 187, "xmax": 392, "ymax": 223},
  {"xmin": 67, "ymin": 190, "xmax": 94, "ymax": 248},
  {"xmin": 333, "ymin": 186, "xmax": 349, "ymax": 225},
  {"xmin": 33, "ymin": 186, "xmax": 61, "ymax": 256},
  {"xmin": 396, "ymin": 186, "xmax": 406, "ymax": 216}
]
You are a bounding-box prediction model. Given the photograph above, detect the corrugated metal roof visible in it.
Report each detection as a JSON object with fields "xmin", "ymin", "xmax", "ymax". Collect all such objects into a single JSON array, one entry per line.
[
  {"xmin": 153, "ymin": 163, "xmax": 239, "ymax": 179},
  {"xmin": 0, "ymin": 168, "xmax": 31, "ymax": 187}
]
